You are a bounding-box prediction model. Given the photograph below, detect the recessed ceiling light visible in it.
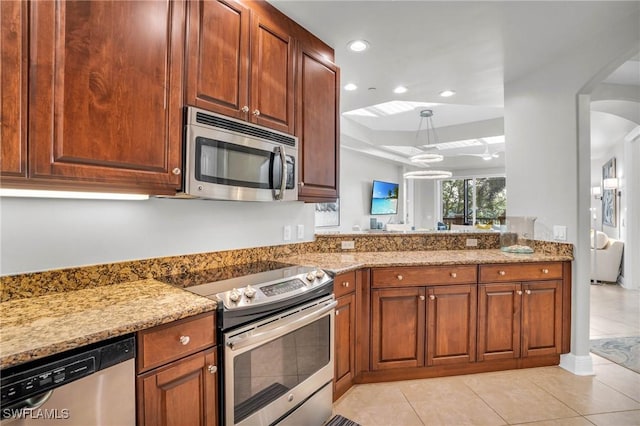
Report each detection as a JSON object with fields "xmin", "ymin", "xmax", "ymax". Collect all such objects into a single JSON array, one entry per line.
[
  {"xmin": 439, "ymin": 90, "xmax": 456, "ymax": 97},
  {"xmin": 348, "ymin": 40, "xmax": 369, "ymax": 52},
  {"xmin": 393, "ymin": 86, "xmax": 408, "ymax": 94},
  {"xmin": 344, "ymin": 83, "xmax": 358, "ymax": 91}
]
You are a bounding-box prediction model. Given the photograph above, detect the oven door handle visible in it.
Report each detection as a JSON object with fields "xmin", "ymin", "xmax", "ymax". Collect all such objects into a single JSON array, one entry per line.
[{"xmin": 227, "ymin": 300, "xmax": 337, "ymax": 351}]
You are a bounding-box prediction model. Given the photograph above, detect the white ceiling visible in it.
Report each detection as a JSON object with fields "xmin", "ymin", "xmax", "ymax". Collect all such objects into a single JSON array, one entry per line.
[{"xmin": 271, "ymin": 1, "xmax": 640, "ymax": 171}]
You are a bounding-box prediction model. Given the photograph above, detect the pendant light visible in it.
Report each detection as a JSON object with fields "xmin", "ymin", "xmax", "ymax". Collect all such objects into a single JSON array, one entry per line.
[
  {"xmin": 404, "ymin": 109, "xmax": 452, "ymax": 180},
  {"xmin": 410, "ymin": 109, "xmax": 443, "ymax": 164},
  {"xmin": 404, "ymin": 170, "xmax": 453, "ymax": 179}
]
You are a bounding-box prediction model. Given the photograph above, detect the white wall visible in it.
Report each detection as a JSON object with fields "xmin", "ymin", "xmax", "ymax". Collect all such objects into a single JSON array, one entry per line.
[
  {"xmin": 0, "ymin": 197, "xmax": 315, "ymax": 275},
  {"xmin": 504, "ymin": 8, "xmax": 640, "ymax": 374},
  {"xmin": 325, "ymin": 148, "xmax": 403, "ymax": 233}
]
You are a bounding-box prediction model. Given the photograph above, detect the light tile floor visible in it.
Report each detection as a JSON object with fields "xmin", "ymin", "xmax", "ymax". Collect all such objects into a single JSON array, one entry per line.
[{"xmin": 332, "ymin": 283, "xmax": 640, "ymax": 425}]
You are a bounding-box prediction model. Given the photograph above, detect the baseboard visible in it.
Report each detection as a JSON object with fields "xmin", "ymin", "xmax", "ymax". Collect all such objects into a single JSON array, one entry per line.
[{"xmin": 560, "ymin": 353, "xmax": 594, "ymax": 376}]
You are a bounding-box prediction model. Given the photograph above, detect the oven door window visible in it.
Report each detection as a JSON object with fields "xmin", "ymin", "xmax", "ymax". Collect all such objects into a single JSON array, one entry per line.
[
  {"xmin": 233, "ymin": 316, "xmax": 330, "ymax": 424},
  {"xmin": 195, "ymin": 137, "xmax": 294, "ymax": 190}
]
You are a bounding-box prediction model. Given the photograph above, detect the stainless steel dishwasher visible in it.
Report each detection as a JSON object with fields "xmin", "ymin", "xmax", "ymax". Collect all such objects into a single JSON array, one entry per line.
[{"xmin": 1, "ymin": 334, "xmax": 135, "ymax": 425}]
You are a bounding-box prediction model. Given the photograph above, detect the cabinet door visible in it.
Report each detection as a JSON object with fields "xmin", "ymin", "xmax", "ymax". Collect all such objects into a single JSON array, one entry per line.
[
  {"xmin": 249, "ymin": 11, "xmax": 294, "ymax": 133},
  {"xmin": 522, "ymin": 280, "xmax": 562, "ymax": 357},
  {"xmin": 477, "ymin": 283, "xmax": 521, "ymax": 361},
  {"xmin": 371, "ymin": 287, "xmax": 425, "ymax": 370},
  {"xmin": 139, "ymin": 349, "xmax": 217, "ymax": 426},
  {"xmin": 29, "ymin": 0, "xmax": 185, "ymax": 194},
  {"xmin": 185, "ymin": 0, "xmax": 250, "ymax": 119},
  {"xmin": 295, "ymin": 44, "xmax": 340, "ymax": 202},
  {"xmin": 334, "ymin": 293, "xmax": 356, "ymax": 400},
  {"xmin": 426, "ymin": 285, "xmax": 477, "ymax": 366},
  {"xmin": 0, "ymin": 0, "xmax": 27, "ymax": 179}
]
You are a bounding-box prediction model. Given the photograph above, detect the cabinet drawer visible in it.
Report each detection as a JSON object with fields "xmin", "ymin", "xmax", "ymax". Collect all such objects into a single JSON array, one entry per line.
[
  {"xmin": 334, "ymin": 271, "xmax": 356, "ymax": 298},
  {"xmin": 137, "ymin": 312, "xmax": 215, "ymax": 372},
  {"xmin": 479, "ymin": 263, "xmax": 562, "ymax": 283},
  {"xmin": 372, "ymin": 265, "xmax": 477, "ymax": 288}
]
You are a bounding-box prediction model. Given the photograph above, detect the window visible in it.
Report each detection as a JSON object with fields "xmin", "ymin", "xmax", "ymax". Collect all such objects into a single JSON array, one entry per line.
[{"xmin": 441, "ymin": 177, "xmax": 506, "ymax": 226}]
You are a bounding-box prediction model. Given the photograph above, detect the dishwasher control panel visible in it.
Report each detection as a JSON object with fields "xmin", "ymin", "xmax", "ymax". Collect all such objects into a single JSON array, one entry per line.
[{"xmin": 0, "ymin": 335, "xmax": 134, "ymax": 414}]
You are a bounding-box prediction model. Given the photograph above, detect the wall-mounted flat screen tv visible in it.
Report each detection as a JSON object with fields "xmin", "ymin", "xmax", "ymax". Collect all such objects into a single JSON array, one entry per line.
[{"xmin": 371, "ymin": 180, "xmax": 399, "ymax": 215}]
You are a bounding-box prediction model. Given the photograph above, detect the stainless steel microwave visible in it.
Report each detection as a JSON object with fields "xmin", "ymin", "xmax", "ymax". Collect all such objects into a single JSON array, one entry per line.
[{"xmin": 183, "ymin": 107, "xmax": 298, "ymax": 202}]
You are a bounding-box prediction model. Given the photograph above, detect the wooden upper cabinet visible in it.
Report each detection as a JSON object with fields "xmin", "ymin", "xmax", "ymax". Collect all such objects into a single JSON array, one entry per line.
[
  {"xmin": 0, "ymin": 0, "xmax": 27, "ymax": 179},
  {"xmin": 186, "ymin": 0, "xmax": 294, "ymax": 134},
  {"xmin": 249, "ymin": 10, "xmax": 295, "ymax": 133},
  {"xmin": 28, "ymin": 0, "xmax": 185, "ymax": 194},
  {"xmin": 185, "ymin": 0, "xmax": 250, "ymax": 120},
  {"xmin": 295, "ymin": 43, "xmax": 340, "ymax": 202}
]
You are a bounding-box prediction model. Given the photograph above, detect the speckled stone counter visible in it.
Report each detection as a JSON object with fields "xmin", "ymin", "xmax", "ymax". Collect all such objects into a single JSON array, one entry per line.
[
  {"xmin": 0, "ymin": 280, "xmax": 216, "ymax": 369},
  {"xmin": 277, "ymin": 249, "xmax": 574, "ymax": 275}
]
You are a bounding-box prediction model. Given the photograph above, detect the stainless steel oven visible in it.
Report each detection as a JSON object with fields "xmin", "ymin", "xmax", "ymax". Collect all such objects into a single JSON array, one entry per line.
[
  {"xmin": 162, "ymin": 262, "xmax": 335, "ymax": 426},
  {"xmin": 224, "ymin": 295, "xmax": 335, "ymax": 426},
  {"xmin": 184, "ymin": 107, "xmax": 298, "ymax": 202}
]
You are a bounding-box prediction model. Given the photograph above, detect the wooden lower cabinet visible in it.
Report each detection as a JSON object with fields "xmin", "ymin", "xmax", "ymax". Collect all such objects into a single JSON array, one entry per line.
[
  {"xmin": 478, "ymin": 280, "xmax": 562, "ymax": 361},
  {"xmin": 334, "ymin": 292, "xmax": 356, "ymax": 400},
  {"xmin": 371, "ymin": 284, "xmax": 477, "ymax": 371},
  {"xmin": 427, "ymin": 285, "xmax": 477, "ymax": 366},
  {"xmin": 138, "ymin": 348, "xmax": 218, "ymax": 426},
  {"xmin": 137, "ymin": 312, "xmax": 217, "ymax": 426},
  {"xmin": 371, "ymin": 287, "xmax": 426, "ymax": 370}
]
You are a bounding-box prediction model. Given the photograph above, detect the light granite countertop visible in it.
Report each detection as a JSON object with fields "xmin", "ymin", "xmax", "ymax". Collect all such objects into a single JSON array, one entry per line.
[
  {"xmin": 278, "ymin": 249, "xmax": 573, "ymax": 274},
  {"xmin": 1, "ymin": 248, "xmax": 572, "ymax": 370},
  {"xmin": 0, "ymin": 279, "xmax": 216, "ymax": 369}
]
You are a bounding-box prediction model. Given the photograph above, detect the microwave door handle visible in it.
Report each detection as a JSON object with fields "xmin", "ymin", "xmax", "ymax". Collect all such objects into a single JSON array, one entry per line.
[{"xmin": 274, "ymin": 146, "xmax": 287, "ymax": 200}]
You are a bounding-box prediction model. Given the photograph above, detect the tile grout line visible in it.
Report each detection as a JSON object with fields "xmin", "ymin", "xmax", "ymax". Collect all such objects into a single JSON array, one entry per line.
[{"xmin": 398, "ymin": 389, "xmax": 426, "ymax": 426}]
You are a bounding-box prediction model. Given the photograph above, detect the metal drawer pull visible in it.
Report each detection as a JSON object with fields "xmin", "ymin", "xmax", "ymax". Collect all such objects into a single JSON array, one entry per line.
[
  {"xmin": 342, "ymin": 281, "xmax": 350, "ymax": 287},
  {"xmin": 542, "ymin": 268, "xmax": 549, "ymax": 274},
  {"xmin": 429, "ymin": 295, "xmax": 436, "ymax": 300},
  {"xmin": 517, "ymin": 290, "xmax": 523, "ymax": 295},
  {"xmin": 208, "ymin": 365, "xmax": 217, "ymax": 374},
  {"xmin": 498, "ymin": 271, "xmax": 506, "ymax": 276},
  {"xmin": 179, "ymin": 335, "xmax": 190, "ymax": 345},
  {"xmin": 397, "ymin": 275, "xmax": 404, "ymax": 280},
  {"xmin": 335, "ymin": 310, "xmax": 339, "ymax": 316},
  {"xmin": 419, "ymin": 295, "xmax": 425, "ymax": 301},
  {"xmin": 241, "ymin": 105, "xmax": 249, "ymax": 113},
  {"xmin": 253, "ymin": 109, "xmax": 261, "ymax": 116},
  {"xmin": 450, "ymin": 272, "xmax": 457, "ymax": 278},
  {"xmin": 525, "ymin": 289, "xmax": 531, "ymax": 295}
]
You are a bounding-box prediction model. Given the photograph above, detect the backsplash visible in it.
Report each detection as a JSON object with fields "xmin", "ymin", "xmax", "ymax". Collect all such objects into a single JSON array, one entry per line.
[{"xmin": 0, "ymin": 232, "xmax": 573, "ymax": 302}]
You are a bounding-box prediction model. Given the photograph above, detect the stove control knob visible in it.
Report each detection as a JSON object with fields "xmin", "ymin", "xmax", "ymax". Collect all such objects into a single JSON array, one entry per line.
[
  {"xmin": 305, "ymin": 272, "xmax": 316, "ymax": 282},
  {"xmin": 315, "ymin": 269, "xmax": 326, "ymax": 279},
  {"xmin": 244, "ymin": 285, "xmax": 256, "ymax": 299},
  {"xmin": 229, "ymin": 288, "xmax": 241, "ymax": 302}
]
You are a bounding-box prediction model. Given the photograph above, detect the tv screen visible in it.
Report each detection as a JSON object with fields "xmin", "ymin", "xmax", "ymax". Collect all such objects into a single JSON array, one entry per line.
[{"xmin": 371, "ymin": 180, "xmax": 399, "ymax": 215}]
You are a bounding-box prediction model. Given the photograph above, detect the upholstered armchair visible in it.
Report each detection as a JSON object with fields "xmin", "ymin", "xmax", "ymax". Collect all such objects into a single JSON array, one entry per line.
[{"xmin": 591, "ymin": 231, "xmax": 624, "ymax": 283}]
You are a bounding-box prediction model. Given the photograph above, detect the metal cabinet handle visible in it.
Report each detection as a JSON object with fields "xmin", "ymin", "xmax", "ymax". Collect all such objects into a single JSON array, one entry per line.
[
  {"xmin": 342, "ymin": 282, "xmax": 350, "ymax": 287},
  {"xmin": 498, "ymin": 271, "xmax": 506, "ymax": 276},
  {"xmin": 208, "ymin": 365, "xmax": 217, "ymax": 374},
  {"xmin": 419, "ymin": 295, "xmax": 425, "ymax": 301},
  {"xmin": 253, "ymin": 109, "xmax": 261, "ymax": 116},
  {"xmin": 542, "ymin": 268, "xmax": 549, "ymax": 274},
  {"xmin": 429, "ymin": 295, "xmax": 436, "ymax": 300},
  {"xmin": 172, "ymin": 168, "xmax": 181, "ymax": 175},
  {"xmin": 299, "ymin": 182, "xmax": 305, "ymax": 187},
  {"xmin": 450, "ymin": 272, "xmax": 457, "ymax": 278},
  {"xmin": 525, "ymin": 289, "xmax": 531, "ymax": 295},
  {"xmin": 179, "ymin": 335, "xmax": 190, "ymax": 345},
  {"xmin": 335, "ymin": 310, "xmax": 339, "ymax": 316},
  {"xmin": 397, "ymin": 275, "xmax": 404, "ymax": 280},
  {"xmin": 241, "ymin": 106, "xmax": 249, "ymax": 113},
  {"xmin": 517, "ymin": 290, "xmax": 523, "ymax": 295}
]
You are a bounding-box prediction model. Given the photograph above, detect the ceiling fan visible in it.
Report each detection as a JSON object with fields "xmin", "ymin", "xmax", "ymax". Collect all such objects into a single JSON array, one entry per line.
[{"xmin": 449, "ymin": 139, "xmax": 503, "ymax": 161}]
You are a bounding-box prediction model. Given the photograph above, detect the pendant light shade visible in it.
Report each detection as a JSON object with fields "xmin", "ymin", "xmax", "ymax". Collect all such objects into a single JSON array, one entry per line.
[{"xmin": 404, "ymin": 170, "xmax": 453, "ymax": 179}]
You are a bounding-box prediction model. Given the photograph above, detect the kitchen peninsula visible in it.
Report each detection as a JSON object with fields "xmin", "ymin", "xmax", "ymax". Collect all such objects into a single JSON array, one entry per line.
[{"xmin": 0, "ymin": 231, "xmax": 573, "ymax": 418}]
